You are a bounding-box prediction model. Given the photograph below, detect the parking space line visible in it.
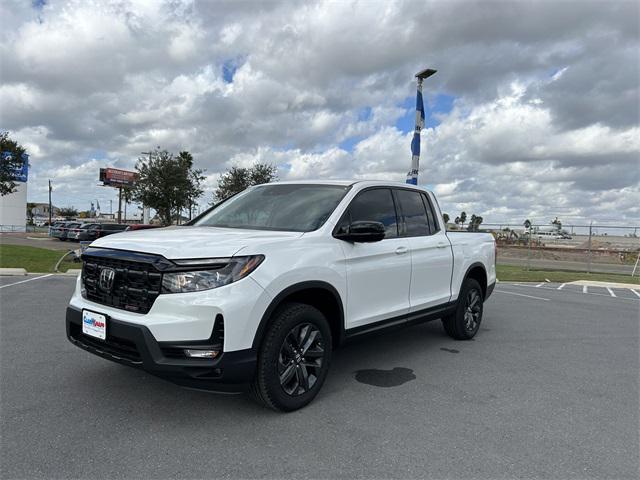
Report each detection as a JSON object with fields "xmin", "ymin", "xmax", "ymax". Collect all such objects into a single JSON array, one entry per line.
[
  {"xmin": 535, "ymin": 283, "xmax": 544, "ymax": 288},
  {"xmin": 557, "ymin": 283, "xmax": 565, "ymax": 290},
  {"xmin": 583, "ymin": 285, "xmax": 588, "ymax": 294},
  {"xmin": 503, "ymin": 283, "xmax": 640, "ymax": 302},
  {"xmin": 0, "ymin": 274, "xmax": 54, "ymax": 289},
  {"xmin": 606, "ymin": 287, "xmax": 616, "ymax": 297},
  {"xmin": 495, "ymin": 290, "xmax": 549, "ymax": 301}
]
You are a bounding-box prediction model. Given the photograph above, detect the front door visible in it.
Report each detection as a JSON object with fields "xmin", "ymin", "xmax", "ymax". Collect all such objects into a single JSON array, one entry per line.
[{"xmin": 337, "ymin": 188, "xmax": 411, "ymax": 330}]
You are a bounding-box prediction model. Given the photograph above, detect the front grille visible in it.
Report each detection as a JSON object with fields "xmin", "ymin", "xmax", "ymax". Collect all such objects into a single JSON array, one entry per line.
[
  {"xmin": 82, "ymin": 251, "xmax": 165, "ymax": 314},
  {"xmin": 69, "ymin": 322, "xmax": 141, "ymax": 364}
]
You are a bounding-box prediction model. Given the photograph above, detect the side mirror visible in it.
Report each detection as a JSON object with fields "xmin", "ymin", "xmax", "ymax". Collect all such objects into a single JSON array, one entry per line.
[{"xmin": 334, "ymin": 221, "xmax": 386, "ymax": 243}]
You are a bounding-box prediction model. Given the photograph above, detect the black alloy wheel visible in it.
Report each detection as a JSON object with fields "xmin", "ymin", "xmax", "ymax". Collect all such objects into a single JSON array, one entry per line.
[
  {"xmin": 250, "ymin": 302, "xmax": 332, "ymax": 412},
  {"xmin": 442, "ymin": 277, "xmax": 484, "ymax": 340},
  {"xmin": 278, "ymin": 323, "xmax": 325, "ymax": 396},
  {"xmin": 463, "ymin": 288, "xmax": 482, "ymax": 334}
]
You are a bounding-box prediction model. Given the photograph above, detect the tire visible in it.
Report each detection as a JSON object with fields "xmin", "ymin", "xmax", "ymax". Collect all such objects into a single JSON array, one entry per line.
[
  {"xmin": 442, "ymin": 278, "xmax": 484, "ymax": 340},
  {"xmin": 250, "ymin": 302, "xmax": 332, "ymax": 412}
]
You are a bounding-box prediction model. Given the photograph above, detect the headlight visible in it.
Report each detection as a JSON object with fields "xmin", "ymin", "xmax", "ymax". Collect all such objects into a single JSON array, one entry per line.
[{"xmin": 162, "ymin": 255, "xmax": 264, "ymax": 293}]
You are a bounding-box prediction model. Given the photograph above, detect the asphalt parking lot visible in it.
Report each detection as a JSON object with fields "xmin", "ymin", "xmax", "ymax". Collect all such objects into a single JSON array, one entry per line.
[{"xmin": 1, "ymin": 275, "xmax": 638, "ymax": 479}]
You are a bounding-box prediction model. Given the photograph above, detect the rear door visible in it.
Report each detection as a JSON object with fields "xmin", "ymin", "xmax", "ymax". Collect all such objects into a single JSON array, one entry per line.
[
  {"xmin": 393, "ymin": 188, "xmax": 453, "ymax": 312},
  {"xmin": 337, "ymin": 188, "xmax": 411, "ymax": 329}
]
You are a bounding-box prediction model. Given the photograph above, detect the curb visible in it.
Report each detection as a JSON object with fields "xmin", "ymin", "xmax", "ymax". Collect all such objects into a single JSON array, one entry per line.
[{"xmin": 0, "ymin": 268, "xmax": 28, "ymax": 276}]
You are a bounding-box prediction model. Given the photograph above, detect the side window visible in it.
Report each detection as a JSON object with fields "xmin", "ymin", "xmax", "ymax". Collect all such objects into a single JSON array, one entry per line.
[
  {"xmin": 343, "ymin": 188, "xmax": 399, "ymax": 238},
  {"xmin": 422, "ymin": 193, "xmax": 440, "ymax": 234},
  {"xmin": 394, "ymin": 189, "xmax": 430, "ymax": 237}
]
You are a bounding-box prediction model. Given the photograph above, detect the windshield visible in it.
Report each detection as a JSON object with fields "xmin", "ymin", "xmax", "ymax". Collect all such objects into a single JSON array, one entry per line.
[{"xmin": 195, "ymin": 184, "xmax": 351, "ymax": 232}]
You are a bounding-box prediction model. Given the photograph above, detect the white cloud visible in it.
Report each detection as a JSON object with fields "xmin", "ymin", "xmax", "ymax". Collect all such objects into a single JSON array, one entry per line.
[{"xmin": 0, "ymin": 0, "xmax": 637, "ymax": 225}]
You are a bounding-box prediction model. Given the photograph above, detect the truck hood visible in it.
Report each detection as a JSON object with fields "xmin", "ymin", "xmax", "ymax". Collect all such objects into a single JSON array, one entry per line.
[{"xmin": 89, "ymin": 226, "xmax": 303, "ymax": 259}]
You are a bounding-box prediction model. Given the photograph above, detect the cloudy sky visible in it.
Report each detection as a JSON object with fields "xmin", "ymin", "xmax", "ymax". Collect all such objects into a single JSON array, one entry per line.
[{"xmin": 1, "ymin": 0, "xmax": 638, "ymax": 225}]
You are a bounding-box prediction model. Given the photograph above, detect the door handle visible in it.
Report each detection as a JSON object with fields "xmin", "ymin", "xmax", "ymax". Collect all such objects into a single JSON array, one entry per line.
[
  {"xmin": 395, "ymin": 246, "xmax": 409, "ymax": 255},
  {"xmin": 436, "ymin": 242, "xmax": 449, "ymax": 249}
]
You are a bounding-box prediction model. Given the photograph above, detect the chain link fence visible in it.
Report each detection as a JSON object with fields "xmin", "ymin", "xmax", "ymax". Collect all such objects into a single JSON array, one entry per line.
[{"xmin": 468, "ymin": 223, "xmax": 640, "ymax": 276}]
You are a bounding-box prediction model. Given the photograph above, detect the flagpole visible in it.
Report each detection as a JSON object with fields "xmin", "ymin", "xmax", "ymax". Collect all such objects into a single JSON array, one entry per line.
[{"xmin": 406, "ymin": 68, "xmax": 437, "ymax": 185}]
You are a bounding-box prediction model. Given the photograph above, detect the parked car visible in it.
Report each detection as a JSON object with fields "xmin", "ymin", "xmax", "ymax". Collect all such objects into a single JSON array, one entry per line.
[
  {"xmin": 77, "ymin": 223, "xmax": 128, "ymax": 242},
  {"xmin": 49, "ymin": 221, "xmax": 67, "ymax": 238},
  {"xmin": 58, "ymin": 222, "xmax": 82, "ymax": 241},
  {"xmin": 66, "ymin": 181, "xmax": 496, "ymax": 411},
  {"xmin": 68, "ymin": 223, "xmax": 100, "ymax": 241},
  {"xmin": 125, "ymin": 224, "xmax": 162, "ymax": 231}
]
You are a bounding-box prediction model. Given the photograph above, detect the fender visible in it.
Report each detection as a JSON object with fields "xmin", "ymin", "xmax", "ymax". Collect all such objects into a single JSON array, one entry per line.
[
  {"xmin": 461, "ymin": 261, "xmax": 489, "ymax": 297},
  {"xmin": 251, "ymin": 281, "xmax": 346, "ymax": 350}
]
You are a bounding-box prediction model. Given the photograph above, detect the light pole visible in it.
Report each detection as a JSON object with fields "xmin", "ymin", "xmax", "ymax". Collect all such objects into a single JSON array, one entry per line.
[
  {"xmin": 48, "ymin": 179, "xmax": 52, "ymax": 227},
  {"xmin": 406, "ymin": 67, "xmax": 437, "ymax": 185}
]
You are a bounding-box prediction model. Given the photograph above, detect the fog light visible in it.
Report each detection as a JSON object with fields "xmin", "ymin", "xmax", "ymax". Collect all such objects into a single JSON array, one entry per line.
[{"xmin": 184, "ymin": 349, "xmax": 219, "ymax": 358}]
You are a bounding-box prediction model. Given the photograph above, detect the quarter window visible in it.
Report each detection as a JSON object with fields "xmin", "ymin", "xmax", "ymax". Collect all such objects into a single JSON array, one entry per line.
[{"xmin": 422, "ymin": 193, "xmax": 440, "ymax": 234}]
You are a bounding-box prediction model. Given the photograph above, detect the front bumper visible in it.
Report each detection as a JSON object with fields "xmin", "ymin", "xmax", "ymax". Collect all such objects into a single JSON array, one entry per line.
[{"xmin": 66, "ymin": 306, "xmax": 256, "ymax": 393}]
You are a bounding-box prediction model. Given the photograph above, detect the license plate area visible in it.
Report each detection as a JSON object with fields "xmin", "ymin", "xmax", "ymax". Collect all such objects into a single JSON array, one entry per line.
[{"xmin": 82, "ymin": 310, "xmax": 107, "ymax": 340}]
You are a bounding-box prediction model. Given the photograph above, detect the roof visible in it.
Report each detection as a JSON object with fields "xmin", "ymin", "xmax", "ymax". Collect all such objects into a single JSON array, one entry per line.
[{"xmin": 263, "ymin": 179, "xmax": 433, "ymax": 191}]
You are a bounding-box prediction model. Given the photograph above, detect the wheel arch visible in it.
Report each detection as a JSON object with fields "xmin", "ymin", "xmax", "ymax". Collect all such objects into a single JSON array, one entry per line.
[
  {"xmin": 462, "ymin": 262, "xmax": 488, "ymax": 299},
  {"xmin": 252, "ymin": 281, "xmax": 345, "ymax": 351}
]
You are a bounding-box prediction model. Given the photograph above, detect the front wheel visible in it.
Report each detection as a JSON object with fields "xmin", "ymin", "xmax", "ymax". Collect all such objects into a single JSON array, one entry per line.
[
  {"xmin": 442, "ymin": 278, "xmax": 484, "ymax": 340},
  {"xmin": 250, "ymin": 302, "xmax": 332, "ymax": 412}
]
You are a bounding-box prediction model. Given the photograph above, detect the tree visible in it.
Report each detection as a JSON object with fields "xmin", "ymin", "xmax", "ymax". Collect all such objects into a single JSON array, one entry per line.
[
  {"xmin": 122, "ymin": 186, "xmax": 134, "ymax": 222},
  {"xmin": 551, "ymin": 217, "xmax": 562, "ymax": 232},
  {"xmin": 467, "ymin": 214, "xmax": 484, "ymax": 231},
  {"xmin": 213, "ymin": 163, "xmax": 277, "ymax": 202},
  {"xmin": 459, "ymin": 211, "xmax": 467, "ymax": 229},
  {"xmin": 442, "ymin": 213, "xmax": 450, "ymax": 224},
  {"xmin": 59, "ymin": 207, "xmax": 78, "ymax": 218},
  {"xmin": 26, "ymin": 202, "xmax": 37, "ymax": 225},
  {"xmin": 133, "ymin": 149, "xmax": 205, "ymax": 226},
  {"xmin": 0, "ymin": 132, "xmax": 28, "ymax": 196}
]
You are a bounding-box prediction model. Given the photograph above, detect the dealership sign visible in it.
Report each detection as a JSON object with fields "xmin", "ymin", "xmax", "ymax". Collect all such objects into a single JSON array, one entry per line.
[
  {"xmin": 99, "ymin": 167, "xmax": 137, "ymax": 187},
  {"xmin": 2, "ymin": 151, "xmax": 29, "ymax": 183}
]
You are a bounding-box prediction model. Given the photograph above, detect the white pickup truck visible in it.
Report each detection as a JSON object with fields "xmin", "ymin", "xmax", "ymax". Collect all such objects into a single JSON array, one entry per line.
[{"xmin": 66, "ymin": 180, "xmax": 496, "ymax": 411}]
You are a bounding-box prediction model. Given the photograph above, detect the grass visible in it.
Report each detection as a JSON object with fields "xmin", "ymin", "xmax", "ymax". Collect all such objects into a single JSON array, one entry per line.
[
  {"xmin": 0, "ymin": 245, "xmax": 79, "ymax": 273},
  {"xmin": 2, "ymin": 244, "xmax": 638, "ymax": 283},
  {"xmin": 496, "ymin": 264, "xmax": 639, "ymax": 285}
]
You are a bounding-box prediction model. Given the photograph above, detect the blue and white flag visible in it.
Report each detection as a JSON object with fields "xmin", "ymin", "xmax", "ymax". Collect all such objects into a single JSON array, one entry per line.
[{"xmin": 406, "ymin": 79, "xmax": 425, "ymax": 185}]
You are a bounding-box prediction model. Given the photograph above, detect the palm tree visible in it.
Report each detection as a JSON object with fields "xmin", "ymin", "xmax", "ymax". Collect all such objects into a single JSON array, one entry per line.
[{"xmin": 459, "ymin": 211, "xmax": 467, "ymax": 229}]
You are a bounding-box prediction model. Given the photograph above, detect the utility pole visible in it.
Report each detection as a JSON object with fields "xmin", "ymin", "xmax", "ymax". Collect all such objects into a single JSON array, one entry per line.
[
  {"xmin": 110, "ymin": 200, "xmax": 112, "ymax": 215},
  {"xmin": 117, "ymin": 186, "xmax": 123, "ymax": 223},
  {"xmin": 48, "ymin": 179, "xmax": 52, "ymax": 226},
  {"xmin": 587, "ymin": 221, "xmax": 593, "ymax": 274}
]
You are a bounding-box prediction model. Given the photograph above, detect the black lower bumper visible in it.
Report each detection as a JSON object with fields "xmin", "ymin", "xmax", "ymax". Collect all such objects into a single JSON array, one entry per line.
[{"xmin": 66, "ymin": 306, "xmax": 256, "ymax": 393}]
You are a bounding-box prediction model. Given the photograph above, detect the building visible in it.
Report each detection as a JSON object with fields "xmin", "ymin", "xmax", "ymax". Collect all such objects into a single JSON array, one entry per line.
[{"xmin": 0, "ymin": 152, "xmax": 29, "ymax": 232}]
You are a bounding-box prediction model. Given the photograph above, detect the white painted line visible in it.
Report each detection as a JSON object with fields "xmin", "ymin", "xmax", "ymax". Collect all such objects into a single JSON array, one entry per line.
[
  {"xmin": 495, "ymin": 290, "xmax": 549, "ymax": 301},
  {"xmin": 535, "ymin": 283, "xmax": 544, "ymax": 288},
  {"xmin": 504, "ymin": 283, "xmax": 639, "ymax": 302},
  {"xmin": 583, "ymin": 285, "xmax": 588, "ymax": 294},
  {"xmin": 630, "ymin": 289, "xmax": 640, "ymax": 298},
  {"xmin": 557, "ymin": 283, "xmax": 566, "ymax": 290},
  {"xmin": 606, "ymin": 287, "xmax": 616, "ymax": 297},
  {"xmin": 0, "ymin": 274, "xmax": 54, "ymax": 290}
]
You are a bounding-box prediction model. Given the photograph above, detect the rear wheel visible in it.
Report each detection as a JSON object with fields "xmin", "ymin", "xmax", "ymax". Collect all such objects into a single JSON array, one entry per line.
[
  {"xmin": 250, "ymin": 302, "xmax": 332, "ymax": 412},
  {"xmin": 442, "ymin": 278, "xmax": 483, "ymax": 340}
]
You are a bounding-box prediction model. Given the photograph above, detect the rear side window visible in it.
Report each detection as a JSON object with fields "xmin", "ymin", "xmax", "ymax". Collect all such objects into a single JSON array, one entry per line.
[
  {"xmin": 422, "ymin": 193, "xmax": 440, "ymax": 234},
  {"xmin": 342, "ymin": 188, "xmax": 399, "ymax": 238},
  {"xmin": 394, "ymin": 189, "xmax": 430, "ymax": 236}
]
